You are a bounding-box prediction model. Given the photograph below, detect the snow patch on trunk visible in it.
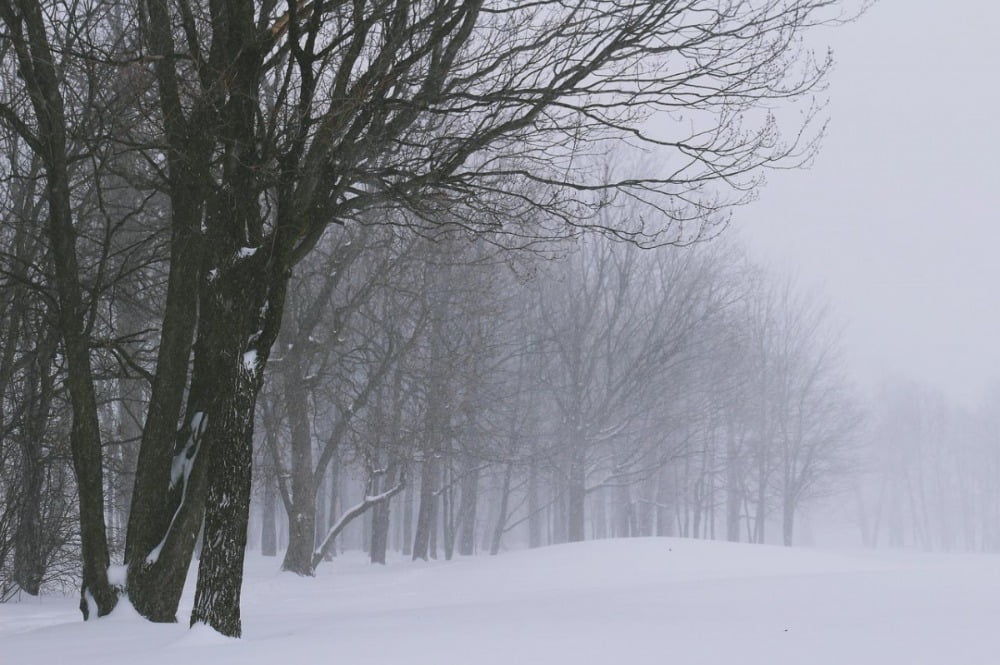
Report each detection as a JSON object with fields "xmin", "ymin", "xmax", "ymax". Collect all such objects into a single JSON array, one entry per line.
[{"xmin": 242, "ymin": 350, "xmax": 258, "ymax": 374}]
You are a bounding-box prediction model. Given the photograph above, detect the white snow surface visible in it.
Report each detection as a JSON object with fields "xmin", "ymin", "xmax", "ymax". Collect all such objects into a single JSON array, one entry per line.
[{"xmin": 3, "ymin": 538, "xmax": 999, "ymax": 665}]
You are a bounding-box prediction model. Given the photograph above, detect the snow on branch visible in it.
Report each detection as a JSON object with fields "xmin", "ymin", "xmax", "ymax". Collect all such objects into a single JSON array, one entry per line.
[{"xmin": 311, "ymin": 479, "xmax": 405, "ymax": 568}]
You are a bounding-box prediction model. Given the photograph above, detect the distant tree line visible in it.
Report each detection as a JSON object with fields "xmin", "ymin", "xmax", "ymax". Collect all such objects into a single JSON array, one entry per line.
[
  {"xmin": 855, "ymin": 381, "xmax": 1000, "ymax": 552},
  {"xmin": 250, "ymin": 222, "xmax": 863, "ymax": 573}
]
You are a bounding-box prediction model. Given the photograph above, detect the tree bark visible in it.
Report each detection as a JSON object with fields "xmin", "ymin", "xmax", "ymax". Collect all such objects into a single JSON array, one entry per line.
[
  {"xmin": 188, "ymin": 250, "xmax": 285, "ymax": 636},
  {"xmin": 280, "ymin": 345, "xmax": 317, "ymax": 576},
  {"xmin": 12, "ymin": 332, "xmax": 57, "ymax": 594},
  {"xmin": 123, "ymin": 0, "xmax": 210, "ymax": 621}
]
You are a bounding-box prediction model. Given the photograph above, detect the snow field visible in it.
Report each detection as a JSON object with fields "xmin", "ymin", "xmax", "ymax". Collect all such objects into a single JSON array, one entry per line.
[{"xmin": 2, "ymin": 538, "xmax": 999, "ymax": 665}]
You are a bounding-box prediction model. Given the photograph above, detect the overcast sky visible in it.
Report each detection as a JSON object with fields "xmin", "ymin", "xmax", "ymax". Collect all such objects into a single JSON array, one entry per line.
[{"xmin": 736, "ymin": 0, "xmax": 1000, "ymax": 408}]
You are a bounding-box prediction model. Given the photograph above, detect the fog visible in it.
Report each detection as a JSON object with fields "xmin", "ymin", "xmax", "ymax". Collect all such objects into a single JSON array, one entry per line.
[
  {"xmin": 740, "ymin": 0, "xmax": 1000, "ymax": 408},
  {"xmin": 2, "ymin": 1, "xmax": 999, "ymax": 659}
]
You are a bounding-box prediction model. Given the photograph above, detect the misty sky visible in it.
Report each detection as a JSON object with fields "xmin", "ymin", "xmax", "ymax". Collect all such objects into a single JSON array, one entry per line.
[{"xmin": 737, "ymin": 0, "xmax": 1000, "ymax": 408}]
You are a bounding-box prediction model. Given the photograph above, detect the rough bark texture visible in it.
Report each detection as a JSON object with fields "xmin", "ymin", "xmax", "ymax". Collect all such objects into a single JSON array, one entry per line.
[
  {"xmin": 188, "ymin": 246, "xmax": 285, "ymax": 636},
  {"xmin": 124, "ymin": 210, "xmax": 204, "ymax": 597},
  {"xmin": 189, "ymin": 357, "xmax": 258, "ymax": 636},
  {"xmin": 122, "ymin": 0, "xmax": 210, "ymax": 621}
]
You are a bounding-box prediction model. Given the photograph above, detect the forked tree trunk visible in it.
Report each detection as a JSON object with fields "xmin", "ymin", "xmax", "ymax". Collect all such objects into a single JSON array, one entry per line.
[{"xmin": 122, "ymin": 14, "xmax": 210, "ymax": 626}]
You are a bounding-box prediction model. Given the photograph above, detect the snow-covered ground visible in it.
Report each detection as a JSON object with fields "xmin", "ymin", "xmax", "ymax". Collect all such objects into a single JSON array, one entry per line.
[{"xmin": 3, "ymin": 538, "xmax": 999, "ymax": 664}]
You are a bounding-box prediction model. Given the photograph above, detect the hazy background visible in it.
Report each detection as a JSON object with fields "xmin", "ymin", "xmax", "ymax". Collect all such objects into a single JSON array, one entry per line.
[{"xmin": 738, "ymin": 0, "xmax": 1000, "ymax": 408}]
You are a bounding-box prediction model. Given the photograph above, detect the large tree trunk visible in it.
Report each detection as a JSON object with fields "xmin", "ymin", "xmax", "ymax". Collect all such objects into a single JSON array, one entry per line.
[
  {"xmin": 122, "ymin": 0, "xmax": 212, "ymax": 624},
  {"xmin": 189, "ymin": 249, "xmax": 285, "ymax": 636},
  {"xmin": 173, "ymin": 0, "xmax": 278, "ymax": 633},
  {"xmin": 189, "ymin": 364, "xmax": 259, "ymax": 637},
  {"xmin": 280, "ymin": 346, "xmax": 317, "ymax": 576},
  {"xmin": 12, "ymin": 440, "xmax": 45, "ymax": 595},
  {"xmin": 123, "ymin": 369, "xmax": 215, "ymax": 622}
]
